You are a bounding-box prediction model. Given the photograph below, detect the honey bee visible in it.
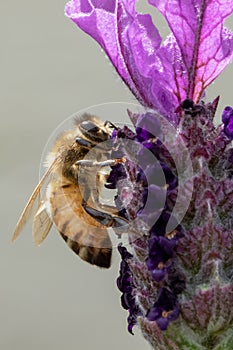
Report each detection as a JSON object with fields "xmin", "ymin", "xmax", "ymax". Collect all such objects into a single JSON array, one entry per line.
[{"xmin": 13, "ymin": 114, "xmax": 127, "ymax": 268}]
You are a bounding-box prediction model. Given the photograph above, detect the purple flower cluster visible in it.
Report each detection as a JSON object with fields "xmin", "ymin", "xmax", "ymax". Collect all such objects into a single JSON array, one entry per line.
[
  {"xmin": 65, "ymin": 0, "xmax": 233, "ymax": 348},
  {"xmin": 146, "ymin": 287, "xmax": 179, "ymax": 331},
  {"xmin": 109, "ymin": 98, "xmax": 233, "ymax": 342},
  {"xmin": 140, "ymin": 227, "xmax": 183, "ymax": 330},
  {"xmin": 107, "ymin": 111, "xmax": 186, "ymax": 332}
]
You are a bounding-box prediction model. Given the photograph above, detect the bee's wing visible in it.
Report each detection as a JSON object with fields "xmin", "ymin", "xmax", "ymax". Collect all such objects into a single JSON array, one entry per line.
[
  {"xmin": 49, "ymin": 181, "xmax": 112, "ymax": 268},
  {"xmin": 12, "ymin": 161, "xmax": 56, "ymax": 242},
  {"xmin": 32, "ymin": 202, "xmax": 53, "ymax": 245}
]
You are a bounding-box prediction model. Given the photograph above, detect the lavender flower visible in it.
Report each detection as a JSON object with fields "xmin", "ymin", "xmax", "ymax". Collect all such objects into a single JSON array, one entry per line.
[{"xmin": 65, "ymin": 1, "xmax": 233, "ymax": 349}]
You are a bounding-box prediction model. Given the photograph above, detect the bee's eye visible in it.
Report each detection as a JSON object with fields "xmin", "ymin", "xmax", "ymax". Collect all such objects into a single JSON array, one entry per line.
[
  {"xmin": 75, "ymin": 137, "xmax": 92, "ymax": 147},
  {"xmin": 80, "ymin": 121, "xmax": 100, "ymax": 134},
  {"xmin": 79, "ymin": 120, "xmax": 109, "ymax": 142}
]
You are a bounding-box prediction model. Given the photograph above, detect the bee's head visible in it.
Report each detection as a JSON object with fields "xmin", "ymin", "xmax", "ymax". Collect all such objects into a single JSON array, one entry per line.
[
  {"xmin": 74, "ymin": 114, "xmax": 112, "ymax": 145},
  {"xmin": 79, "ymin": 120, "xmax": 110, "ymax": 143}
]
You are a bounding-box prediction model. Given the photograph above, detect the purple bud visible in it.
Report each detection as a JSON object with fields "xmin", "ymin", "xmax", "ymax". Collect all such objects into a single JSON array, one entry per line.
[{"xmin": 222, "ymin": 106, "xmax": 233, "ymax": 140}]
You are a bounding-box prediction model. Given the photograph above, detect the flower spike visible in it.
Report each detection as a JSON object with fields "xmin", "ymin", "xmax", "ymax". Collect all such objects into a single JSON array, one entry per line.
[{"xmin": 65, "ymin": 1, "xmax": 233, "ymax": 349}]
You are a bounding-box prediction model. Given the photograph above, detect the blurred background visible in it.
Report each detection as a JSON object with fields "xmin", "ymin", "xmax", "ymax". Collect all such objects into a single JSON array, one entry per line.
[{"xmin": 1, "ymin": 1, "xmax": 232, "ymax": 349}]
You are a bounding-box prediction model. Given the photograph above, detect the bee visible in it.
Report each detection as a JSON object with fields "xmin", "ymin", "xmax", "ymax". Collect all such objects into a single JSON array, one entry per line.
[{"xmin": 13, "ymin": 114, "xmax": 127, "ymax": 268}]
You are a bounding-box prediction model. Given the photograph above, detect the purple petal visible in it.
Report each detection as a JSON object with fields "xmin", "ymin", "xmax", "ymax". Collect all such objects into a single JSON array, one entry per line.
[
  {"xmin": 144, "ymin": 164, "xmax": 167, "ymax": 188},
  {"xmin": 157, "ymin": 287, "xmax": 177, "ymax": 309},
  {"xmin": 65, "ymin": 0, "xmax": 178, "ymax": 121},
  {"xmin": 151, "ymin": 268, "xmax": 167, "ymax": 282},
  {"xmin": 149, "ymin": 0, "xmax": 233, "ymax": 101},
  {"xmin": 222, "ymin": 106, "xmax": 233, "ymax": 139},
  {"xmin": 144, "ymin": 184, "xmax": 167, "ymax": 213},
  {"xmin": 66, "ymin": 0, "xmax": 233, "ymax": 120},
  {"xmin": 224, "ymin": 119, "xmax": 233, "ymax": 140},
  {"xmin": 155, "ymin": 317, "xmax": 170, "ymax": 330},
  {"xmin": 146, "ymin": 288, "xmax": 180, "ymax": 330},
  {"xmin": 222, "ymin": 106, "xmax": 233, "ymax": 124},
  {"xmin": 136, "ymin": 112, "xmax": 162, "ymax": 141},
  {"xmin": 147, "ymin": 307, "xmax": 161, "ymax": 321},
  {"xmin": 118, "ymin": 244, "xmax": 133, "ymax": 261}
]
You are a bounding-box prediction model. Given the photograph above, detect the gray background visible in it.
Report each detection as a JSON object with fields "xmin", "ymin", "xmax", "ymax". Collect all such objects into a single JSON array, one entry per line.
[{"xmin": 1, "ymin": 1, "xmax": 232, "ymax": 349}]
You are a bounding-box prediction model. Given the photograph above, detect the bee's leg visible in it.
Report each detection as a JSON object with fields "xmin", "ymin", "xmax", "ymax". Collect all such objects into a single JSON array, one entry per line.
[
  {"xmin": 91, "ymin": 193, "xmax": 117, "ymax": 214},
  {"xmin": 82, "ymin": 198, "xmax": 127, "ymax": 228},
  {"xmin": 92, "ymin": 197, "xmax": 118, "ymax": 215},
  {"xmin": 82, "ymin": 187, "xmax": 91, "ymax": 203},
  {"xmin": 76, "ymin": 158, "xmax": 124, "ymax": 167},
  {"xmin": 76, "ymin": 158, "xmax": 125, "ymax": 212},
  {"xmin": 93, "ymin": 199, "xmax": 117, "ymax": 214},
  {"xmin": 88, "ymin": 171, "xmax": 120, "ymax": 214},
  {"xmin": 78, "ymin": 158, "xmax": 126, "ymax": 217}
]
